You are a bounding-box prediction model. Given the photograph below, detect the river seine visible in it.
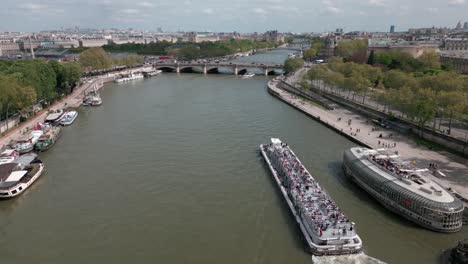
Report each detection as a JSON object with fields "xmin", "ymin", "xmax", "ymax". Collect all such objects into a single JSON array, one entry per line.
[{"xmin": 0, "ymin": 50, "xmax": 466, "ymax": 263}]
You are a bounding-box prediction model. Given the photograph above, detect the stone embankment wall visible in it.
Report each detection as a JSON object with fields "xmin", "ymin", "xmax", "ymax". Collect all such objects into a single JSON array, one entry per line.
[{"xmin": 0, "ymin": 116, "xmax": 20, "ymax": 134}]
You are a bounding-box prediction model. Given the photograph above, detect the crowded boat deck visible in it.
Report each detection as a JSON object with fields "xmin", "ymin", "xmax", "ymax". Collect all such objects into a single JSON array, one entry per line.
[{"xmin": 260, "ymin": 138, "xmax": 362, "ymax": 255}]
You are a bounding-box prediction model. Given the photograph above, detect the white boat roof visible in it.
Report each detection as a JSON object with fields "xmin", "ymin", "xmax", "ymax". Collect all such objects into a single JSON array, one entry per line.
[
  {"xmin": 271, "ymin": 138, "xmax": 282, "ymax": 144},
  {"xmin": 351, "ymin": 147, "xmax": 454, "ymax": 203},
  {"xmin": 6, "ymin": 170, "xmax": 27, "ymax": 182},
  {"xmin": 1, "ymin": 149, "xmax": 15, "ymax": 155}
]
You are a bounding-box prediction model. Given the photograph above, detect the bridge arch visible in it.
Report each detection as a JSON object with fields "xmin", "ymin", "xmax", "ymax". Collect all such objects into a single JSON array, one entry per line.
[
  {"xmin": 155, "ymin": 66, "xmax": 176, "ymax": 72},
  {"xmin": 179, "ymin": 66, "xmax": 196, "ymax": 73}
]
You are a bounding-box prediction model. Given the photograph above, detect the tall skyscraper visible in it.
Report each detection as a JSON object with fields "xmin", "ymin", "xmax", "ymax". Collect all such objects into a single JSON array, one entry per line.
[
  {"xmin": 464, "ymin": 22, "xmax": 468, "ymax": 29},
  {"xmin": 456, "ymin": 21, "xmax": 462, "ymax": 29},
  {"xmin": 390, "ymin": 25, "xmax": 395, "ymax": 33}
]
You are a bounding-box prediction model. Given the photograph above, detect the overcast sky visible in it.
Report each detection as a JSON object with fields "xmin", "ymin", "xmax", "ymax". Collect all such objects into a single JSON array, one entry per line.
[{"xmin": 1, "ymin": 0, "xmax": 467, "ymax": 32}]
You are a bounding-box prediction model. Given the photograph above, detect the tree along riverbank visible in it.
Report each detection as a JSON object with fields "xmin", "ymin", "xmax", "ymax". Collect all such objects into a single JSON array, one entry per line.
[
  {"xmin": 100, "ymin": 39, "xmax": 279, "ymax": 60},
  {"xmin": 303, "ymin": 58, "xmax": 468, "ymax": 143},
  {"xmin": 267, "ymin": 71, "xmax": 468, "ymax": 200},
  {"xmin": 0, "ymin": 59, "xmax": 82, "ymax": 125}
]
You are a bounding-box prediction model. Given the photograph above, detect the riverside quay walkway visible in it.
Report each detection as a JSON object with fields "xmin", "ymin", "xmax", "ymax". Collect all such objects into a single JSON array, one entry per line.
[
  {"xmin": 151, "ymin": 62, "xmax": 283, "ymax": 75},
  {"xmin": 267, "ymin": 71, "xmax": 468, "ymax": 201}
]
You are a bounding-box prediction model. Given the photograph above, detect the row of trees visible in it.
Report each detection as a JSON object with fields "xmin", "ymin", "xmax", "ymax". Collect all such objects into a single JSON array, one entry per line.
[
  {"xmin": 368, "ymin": 50, "xmax": 448, "ymax": 73},
  {"xmin": 0, "ymin": 59, "xmax": 83, "ymax": 121},
  {"xmin": 168, "ymin": 39, "xmax": 278, "ymax": 60},
  {"xmin": 79, "ymin": 47, "xmax": 143, "ymax": 71},
  {"xmin": 102, "ymin": 39, "xmax": 278, "ymax": 60},
  {"xmin": 304, "ymin": 58, "xmax": 468, "ymax": 134}
]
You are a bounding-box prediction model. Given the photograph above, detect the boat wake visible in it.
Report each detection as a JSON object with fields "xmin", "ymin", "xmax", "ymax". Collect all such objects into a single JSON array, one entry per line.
[{"xmin": 311, "ymin": 253, "xmax": 386, "ymax": 264}]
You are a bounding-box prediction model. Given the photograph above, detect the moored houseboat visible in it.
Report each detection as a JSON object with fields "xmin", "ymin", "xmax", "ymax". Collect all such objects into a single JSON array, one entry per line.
[
  {"xmin": 0, "ymin": 160, "xmax": 45, "ymax": 198},
  {"xmin": 14, "ymin": 130, "xmax": 43, "ymax": 154},
  {"xmin": 35, "ymin": 126, "xmax": 62, "ymax": 152},
  {"xmin": 0, "ymin": 149, "xmax": 19, "ymax": 165}
]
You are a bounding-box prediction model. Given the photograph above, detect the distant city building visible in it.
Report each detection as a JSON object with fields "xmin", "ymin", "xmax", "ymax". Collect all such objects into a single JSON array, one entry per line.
[
  {"xmin": 445, "ymin": 38, "xmax": 468, "ymax": 51},
  {"xmin": 157, "ymin": 27, "xmax": 163, "ymax": 33},
  {"xmin": 0, "ymin": 41, "xmax": 21, "ymax": 57},
  {"xmin": 79, "ymin": 38, "xmax": 109, "ymax": 48},
  {"xmin": 263, "ymin": 30, "xmax": 284, "ymax": 42},
  {"xmin": 408, "ymin": 27, "xmax": 449, "ymax": 35},
  {"xmin": 368, "ymin": 38, "xmax": 440, "ymax": 58},
  {"xmin": 440, "ymin": 51, "xmax": 468, "ymax": 73},
  {"xmin": 390, "ymin": 25, "xmax": 395, "ymax": 33},
  {"xmin": 336, "ymin": 28, "xmax": 344, "ymax": 35},
  {"xmin": 456, "ymin": 21, "xmax": 462, "ymax": 30},
  {"xmin": 464, "ymin": 22, "xmax": 468, "ymax": 29}
]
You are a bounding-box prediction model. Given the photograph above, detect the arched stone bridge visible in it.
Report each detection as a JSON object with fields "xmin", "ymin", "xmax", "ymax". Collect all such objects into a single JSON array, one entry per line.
[{"xmin": 151, "ymin": 62, "xmax": 284, "ymax": 75}]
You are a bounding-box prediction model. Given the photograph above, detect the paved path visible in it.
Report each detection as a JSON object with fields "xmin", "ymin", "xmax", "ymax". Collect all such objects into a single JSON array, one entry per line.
[{"xmin": 268, "ymin": 74, "xmax": 468, "ymax": 199}]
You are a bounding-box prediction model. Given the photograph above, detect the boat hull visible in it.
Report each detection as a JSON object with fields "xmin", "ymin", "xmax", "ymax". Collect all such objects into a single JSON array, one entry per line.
[
  {"xmin": 16, "ymin": 145, "xmax": 34, "ymax": 155},
  {"xmin": 342, "ymin": 150, "xmax": 463, "ymax": 233},
  {"xmin": 260, "ymin": 144, "xmax": 362, "ymax": 255}
]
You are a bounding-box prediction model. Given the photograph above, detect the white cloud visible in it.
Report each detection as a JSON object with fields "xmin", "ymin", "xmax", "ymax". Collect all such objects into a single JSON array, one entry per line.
[
  {"xmin": 19, "ymin": 3, "xmax": 49, "ymax": 12},
  {"xmin": 120, "ymin": 9, "xmax": 140, "ymax": 14},
  {"xmin": 138, "ymin": 2, "xmax": 154, "ymax": 7},
  {"xmin": 322, "ymin": 0, "xmax": 342, "ymax": 13},
  {"xmin": 253, "ymin": 8, "xmax": 267, "ymax": 14},
  {"xmin": 368, "ymin": 0, "xmax": 386, "ymax": 6},
  {"xmin": 203, "ymin": 8, "xmax": 214, "ymax": 14},
  {"xmin": 448, "ymin": 0, "xmax": 466, "ymax": 5}
]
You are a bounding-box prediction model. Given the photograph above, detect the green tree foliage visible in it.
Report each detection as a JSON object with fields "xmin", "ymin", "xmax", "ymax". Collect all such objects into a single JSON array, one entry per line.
[
  {"xmin": 419, "ymin": 51, "xmax": 441, "ymax": 70},
  {"xmin": 284, "ymin": 36, "xmax": 294, "ymax": 44},
  {"xmin": 284, "ymin": 58, "xmax": 304, "ymax": 73},
  {"xmin": 0, "ymin": 58, "xmax": 83, "ymax": 119},
  {"xmin": 61, "ymin": 62, "xmax": 83, "ymax": 93},
  {"xmin": 6, "ymin": 59, "xmax": 57, "ymax": 101},
  {"xmin": 102, "ymin": 39, "xmax": 277, "ymax": 59},
  {"xmin": 383, "ymin": 70, "xmax": 415, "ymax": 89},
  {"xmin": 373, "ymin": 51, "xmax": 424, "ymax": 72},
  {"xmin": 303, "ymin": 48, "xmax": 317, "ymax": 61},
  {"xmin": 303, "ymin": 55, "xmax": 468, "ymax": 134},
  {"xmin": 48, "ymin": 61, "xmax": 83, "ymax": 94},
  {"xmin": 111, "ymin": 56, "xmax": 144, "ymax": 67},
  {"xmin": 79, "ymin": 47, "xmax": 112, "ymax": 71},
  {"xmin": 0, "ymin": 74, "xmax": 36, "ymax": 118},
  {"xmin": 335, "ymin": 39, "xmax": 368, "ymax": 63}
]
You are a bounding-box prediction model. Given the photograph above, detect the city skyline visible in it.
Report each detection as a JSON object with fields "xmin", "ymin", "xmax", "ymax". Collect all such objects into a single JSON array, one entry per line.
[{"xmin": 0, "ymin": 0, "xmax": 467, "ymax": 33}]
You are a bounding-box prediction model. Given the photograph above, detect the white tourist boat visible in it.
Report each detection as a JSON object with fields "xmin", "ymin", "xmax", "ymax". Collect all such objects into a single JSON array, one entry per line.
[
  {"xmin": 242, "ymin": 73, "xmax": 255, "ymax": 79},
  {"xmin": 0, "ymin": 160, "xmax": 45, "ymax": 198},
  {"xmin": 115, "ymin": 73, "xmax": 144, "ymax": 83},
  {"xmin": 144, "ymin": 70, "xmax": 162, "ymax": 77},
  {"xmin": 260, "ymin": 138, "xmax": 363, "ymax": 255},
  {"xmin": 0, "ymin": 149, "xmax": 19, "ymax": 165},
  {"xmin": 14, "ymin": 130, "xmax": 44, "ymax": 154},
  {"xmin": 60, "ymin": 111, "xmax": 78, "ymax": 126}
]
